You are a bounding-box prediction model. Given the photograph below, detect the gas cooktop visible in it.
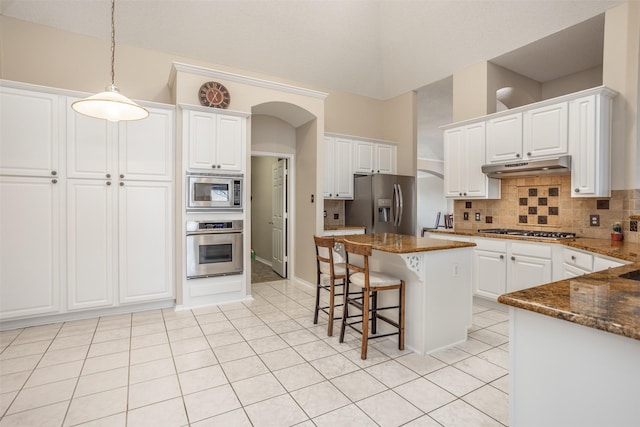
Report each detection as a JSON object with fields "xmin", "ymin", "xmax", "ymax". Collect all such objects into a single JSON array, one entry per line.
[{"xmin": 477, "ymin": 228, "xmax": 577, "ymax": 240}]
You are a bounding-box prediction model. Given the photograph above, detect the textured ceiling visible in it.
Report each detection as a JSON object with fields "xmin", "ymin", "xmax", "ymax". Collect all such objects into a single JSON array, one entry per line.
[{"xmin": 0, "ymin": 0, "xmax": 622, "ymax": 100}]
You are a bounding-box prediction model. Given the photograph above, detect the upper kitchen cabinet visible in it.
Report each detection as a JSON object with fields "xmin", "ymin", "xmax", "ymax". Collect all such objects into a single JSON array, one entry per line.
[
  {"xmin": 486, "ymin": 101, "xmax": 568, "ymax": 164},
  {"xmin": 569, "ymin": 89, "xmax": 616, "ymax": 197},
  {"xmin": 353, "ymin": 139, "xmax": 397, "ymax": 174},
  {"xmin": 324, "ymin": 135, "xmax": 354, "ymax": 199},
  {"xmin": 184, "ymin": 106, "xmax": 246, "ymax": 173},
  {"xmin": 118, "ymin": 105, "xmax": 174, "ymax": 181},
  {"xmin": 0, "ymin": 86, "xmax": 62, "ymax": 178},
  {"xmin": 444, "ymin": 122, "xmax": 500, "ymax": 199},
  {"xmin": 67, "ymin": 99, "xmax": 174, "ymax": 182}
]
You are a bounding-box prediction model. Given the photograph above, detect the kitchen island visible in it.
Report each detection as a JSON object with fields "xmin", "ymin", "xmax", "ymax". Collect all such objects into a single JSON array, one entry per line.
[
  {"xmin": 498, "ymin": 240, "xmax": 640, "ymax": 427},
  {"xmin": 335, "ymin": 233, "xmax": 475, "ymax": 355}
]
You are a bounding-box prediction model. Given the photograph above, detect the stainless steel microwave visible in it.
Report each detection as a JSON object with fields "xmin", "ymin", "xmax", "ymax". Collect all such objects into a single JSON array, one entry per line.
[{"xmin": 186, "ymin": 173, "xmax": 243, "ymax": 211}]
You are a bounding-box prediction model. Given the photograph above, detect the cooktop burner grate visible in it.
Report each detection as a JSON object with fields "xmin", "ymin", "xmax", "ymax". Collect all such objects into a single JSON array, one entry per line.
[{"xmin": 477, "ymin": 228, "xmax": 577, "ymax": 240}]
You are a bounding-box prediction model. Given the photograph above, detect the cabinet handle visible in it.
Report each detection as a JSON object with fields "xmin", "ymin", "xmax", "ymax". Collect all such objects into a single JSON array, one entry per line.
[
  {"xmin": 515, "ymin": 154, "xmax": 520, "ymax": 158},
  {"xmin": 574, "ymin": 188, "xmax": 580, "ymax": 193},
  {"xmin": 106, "ymin": 173, "xmax": 111, "ymax": 178},
  {"xmin": 511, "ymin": 256, "xmax": 516, "ymax": 261},
  {"xmin": 120, "ymin": 174, "xmax": 125, "ymax": 179},
  {"xmin": 571, "ymin": 255, "xmax": 576, "ymax": 261},
  {"xmin": 527, "ymin": 152, "xmax": 531, "ymax": 156},
  {"xmin": 120, "ymin": 182, "xmax": 124, "ymax": 187},
  {"xmin": 499, "ymin": 255, "xmax": 504, "ymax": 259},
  {"xmin": 212, "ymin": 165, "xmax": 216, "ymax": 169},
  {"xmin": 106, "ymin": 181, "xmax": 112, "ymax": 186},
  {"xmin": 463, "ymin": 192, "xmax": 467, "ymax": 196},
  {"xmin": 371, "ymin": 170, "xmax": 374, "ymax": 173},
  {"xmin": 377, "ymin": 170, "xmax": 380, "ymax": 173},
  {"xmin": 51, "ymin": 179, "xmax": 58, "ymax": 184},
  {"xmin": 51, "ymin": 170, "xmax": 57, "ymax": 176},
  {"xmin": 459, "ymin": 192, "xmax": 462, "ymax": 196}
]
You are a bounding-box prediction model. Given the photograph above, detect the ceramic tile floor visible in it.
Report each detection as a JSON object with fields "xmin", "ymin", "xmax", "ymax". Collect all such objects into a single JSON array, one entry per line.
[{"xmin": 0, "ymin": 279, "xmax": 510, "ymax": 426}]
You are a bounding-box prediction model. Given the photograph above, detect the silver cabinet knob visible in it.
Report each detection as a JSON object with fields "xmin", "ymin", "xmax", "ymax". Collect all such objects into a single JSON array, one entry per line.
[
  {"xmin": 575, "ymin": 188, "xmax": 580, "ymax": 193},
  {"xmin": 527, "ymin": 152, "xmax": 531, "ymax": 156},
  {"xmin": 120, "ymin": 182, "xmax": 124, "ymax": 187},
  {"xmin": 511, "ymin": 256, "xmax": 516, "ymax": 261},
  {"xmin": 212, "ymin": 165, "xmax": 216, "ymax": 169},
  {"xmin": 499, "ymin": 255, "xmax": 504, "ymax": 259},
  {"xmin": 51, "ymin": 170, "xmax": 57, "ymax": 176},
  {"xmin": 106, "ymin": 173, "xmax": 111, "ymax": 178},
  {"xmin": 106, "ymin": 181, "xmax": 112, "ymax": 186},
  {"xmin": 51, "ymin": 179, "xmax": 58, "ymax": 184},
  {"xmin": 516, "ymin": 154, "xmax": 520, "ymax": 158},
  {"xmin": 120, "ymin": 174, "xmax": 125, "ymax": 179}
]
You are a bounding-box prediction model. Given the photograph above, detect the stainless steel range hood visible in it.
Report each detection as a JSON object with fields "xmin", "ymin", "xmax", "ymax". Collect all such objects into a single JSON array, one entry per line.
[{"xmin": 481, "ymin": 155, "xmax": 571, "ymax": 178}]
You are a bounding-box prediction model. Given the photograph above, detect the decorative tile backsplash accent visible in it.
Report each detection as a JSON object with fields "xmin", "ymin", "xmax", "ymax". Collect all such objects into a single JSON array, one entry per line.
[
  {"xmin": 517, "ymin": 185, "xmax": 560, "ymax": 227},
  {"xmin": 453, "ymin": 175, "xmax": 640, "ymax": 243}
]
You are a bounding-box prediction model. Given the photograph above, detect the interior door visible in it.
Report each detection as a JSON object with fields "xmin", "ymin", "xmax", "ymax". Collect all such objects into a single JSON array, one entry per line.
[{"xmin": 271, "ymin": 158, "xmax": 287, "ymax": 277}]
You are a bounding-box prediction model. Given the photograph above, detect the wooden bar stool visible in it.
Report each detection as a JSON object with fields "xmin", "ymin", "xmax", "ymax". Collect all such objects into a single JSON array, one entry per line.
[
  {"xmin": 339, "ymin": 239, "xmax": 405, "ymax": 359},
  {"xmin": 313, "ymin": 235, "xmax": 346, "ymax": 336}
]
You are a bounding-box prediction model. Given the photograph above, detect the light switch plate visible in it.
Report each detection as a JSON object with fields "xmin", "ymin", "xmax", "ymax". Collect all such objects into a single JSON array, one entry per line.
[
  {"xmin": 590, "ymin": 214, "xmax": 600, "ymax": 226},
  {"xmin": 475, "ymin": 212, "xmax": 481, "ymax": 221}
]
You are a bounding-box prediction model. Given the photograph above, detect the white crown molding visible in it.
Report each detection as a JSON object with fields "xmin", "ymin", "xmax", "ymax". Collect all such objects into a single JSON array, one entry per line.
[{"xmin": 168, "ymin": 62, "xmax": 328, "ymax": 100}]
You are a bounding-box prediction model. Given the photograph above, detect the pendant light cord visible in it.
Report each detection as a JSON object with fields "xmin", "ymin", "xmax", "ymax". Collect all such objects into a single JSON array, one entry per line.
[{"xmin": 110, "ymin": 0, "xmax": 116, "ymax": 86}]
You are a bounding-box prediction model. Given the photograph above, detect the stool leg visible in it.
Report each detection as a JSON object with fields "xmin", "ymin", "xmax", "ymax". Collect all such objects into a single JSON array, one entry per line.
[
  {"xmin": 327, "ymin": 277, "xmax": 335, "ymax": 336},
  {"xmin": 371, "ymin": 291, "xmax": 378, "ymax": 335},
  {"xmin": 339, "ymin": 280, "xmax": 350, "ymax": 343},
  {"xmin": 313, "ymin": 272, "xmax": 321, "ymax": 325},
  {"xmin": 399, "ymin": 281, "xmax": 405, "ymax": 351},
  {"xmin": 361, "ymin": 288, "xmax": 370, "ymax": 360}
]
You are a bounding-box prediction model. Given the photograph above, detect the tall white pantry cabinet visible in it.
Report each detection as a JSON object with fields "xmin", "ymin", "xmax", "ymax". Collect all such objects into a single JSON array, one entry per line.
[{"xmin": 0, "ymin": 82, "xmax": 175, "ymax": 322}]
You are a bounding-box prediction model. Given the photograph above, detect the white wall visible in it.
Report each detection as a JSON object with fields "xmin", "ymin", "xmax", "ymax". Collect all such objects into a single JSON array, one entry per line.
[{"xmin": 250, "ymin": 157, "xmax": 278, "ymax": 262}]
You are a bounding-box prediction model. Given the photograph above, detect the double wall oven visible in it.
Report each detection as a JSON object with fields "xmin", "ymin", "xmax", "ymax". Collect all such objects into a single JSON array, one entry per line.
[{"xmin": 186, "ymin": 220, "xmax": 243, "ymax": 279}]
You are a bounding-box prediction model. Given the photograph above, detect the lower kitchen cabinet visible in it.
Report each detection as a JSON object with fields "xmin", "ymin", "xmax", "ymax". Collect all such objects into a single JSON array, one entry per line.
[
  {"xmin": 508, "ymin": 242, "xmax": 552, "ymax": 292},
  {"xmin": 118, "ymin": 181, "xmax": 174, "ymax": 303},
  {"xmin": 0, "ymin": 176, "xmax": 61, "ymax": 319},
  {"xmin": 67, "ymin": 179, "xmax": 114, "ymax": 310}
]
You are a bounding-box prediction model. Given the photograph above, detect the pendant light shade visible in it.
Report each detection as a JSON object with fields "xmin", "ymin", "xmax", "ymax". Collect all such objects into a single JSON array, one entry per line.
[{"xmin": 71, "ymin": 0, "xmax": 148, "ymax": 122}]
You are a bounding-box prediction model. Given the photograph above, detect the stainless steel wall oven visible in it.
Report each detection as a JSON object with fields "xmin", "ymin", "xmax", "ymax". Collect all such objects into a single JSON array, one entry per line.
[{"xmin": 186, "ymin": 220, "xmax": 243, "ymax": 279}]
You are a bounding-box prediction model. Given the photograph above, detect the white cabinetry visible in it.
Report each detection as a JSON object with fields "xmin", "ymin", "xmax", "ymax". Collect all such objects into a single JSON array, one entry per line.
[
  {"xmin": 324, "ymin": 136, "xmax": 354, "ymax": 199},
  {"xmin": 66, "ymin": 101, "xmax": 175, "ymax": 309},
  {"xmin": 560, "ymin": 247, "xmax": 628, "ymax": 279},
  {"xmin": 486, "ymin": 113, "xmax": 522, "ymax": 163},
  {"xmin": 523, "ymin": 102, "xmax": 568, "ymax": 159},
  {"xmin": 0, "ymin": 176, "xmax": 61, "ymax": 319},
  {"xmin": 185, "ymin": 108, "xmax": 245, "ymax": 173},
  {"xmin": 353, "ymin": 139, "xmax": 396, "ymax": 174},
  {"xmin": 0, "ymin": 87, "xmax": 61, "ymax": 177},
  {"xmin": 569, "ymin": 91, "xmax": 614, "ymax": 197},
  {"xmin": 444, "ymin": 122, "xmax": 500, "ymax": 199},
  {"xmin": 509, "ymin": 242, "xmax": 552, "ymax": 293},
  {"xmin": 473, "ymin": 238, "xmax": 508, "ymax": 299}
]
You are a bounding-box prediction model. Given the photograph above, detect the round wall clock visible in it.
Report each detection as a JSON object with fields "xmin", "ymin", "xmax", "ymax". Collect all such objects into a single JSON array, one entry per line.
[{"xmin": 198, "ymin": 81, "xmax": 230, "ymax": 109}]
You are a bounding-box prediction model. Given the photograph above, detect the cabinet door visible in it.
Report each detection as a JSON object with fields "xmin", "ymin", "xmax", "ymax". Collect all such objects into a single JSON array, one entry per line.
[
  {"xmin": 118, "ymin": 181, "xmax": 173, "ymax": 304},
  {"xmin": 353, "ymin": 140, "xmax": 375, "ymax": 174},
  {"xmin": 323, "ymin": 136, "xmax": 335, "ymax": 198},
  {"xmin": 509, "ymin": 254, "xmax": 552, "ymax": 292},
  {"xmin": 376, "ymin": 143, "xmax": 396, "ymax": 174},
  {"xmin": 215, "ymin": 114, "xmax": 243, "ymax": 172},
  {"xmin": 563, "ymin": 263, "xmax": 591, "ymax": 279},
  {"xmin": 486, "ymin": 113, "xmax": 523, "ymax": 163},
  {"xmin": 66, "ymin": 97, "xmax": 114, "ymax": 179},
  {"xmin": 1, "ymin": 87, "xmax": 60, "ymax": 177},
  {"xmin": 523, "ymin": 102, "xmax": 568, "ymax": 159},
  {"xmin": 119, "ymin": 106, "xmax": 174, "ymax": 181},
  {"xmin": 473, "ymin": 249, "xmax": 507, "ymax": 300},
  {"xmin": 67, "ymin": 179, "xmax": 114, "ymax": 310},
  {"xmin": 464, "ymin": 122, "xmax": 488, "ymax": 197},
  {"xmin": 444, "ymin": 128, "xmax": 463, "ymax": 198},
  {"xmin": 569, "ymin": 95, "xmax": 600, "ymax": 197},
  {"xmin": 0, "ymin": 176, "xmax": 60, "ymax": 319},
  {"xmin": 187, "ymin": 110, "xmax": 217, "ymax": 170},
  {"xmin": 333, "ymin": 137, "xmax": 354, "ymax": 198}
]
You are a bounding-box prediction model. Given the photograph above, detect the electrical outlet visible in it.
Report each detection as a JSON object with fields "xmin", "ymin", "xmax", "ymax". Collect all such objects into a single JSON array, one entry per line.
[
  {"xmin": 333, "ymin": 213, "xmax": 339, "ymax": 220},
  {"xmin": 475, "ymin": 212, "xmax": 481, "ymax": 221},
  {"xmin": 590, "ymin": 214, "xmax": 600, "ymax": 226},
  {"xmin": 463, "ymin": 212, "xmax": 469, "ymax": 221},
  {"xmin": 631, "ymin": 220, "xmax": 638, "ymax": 232}
]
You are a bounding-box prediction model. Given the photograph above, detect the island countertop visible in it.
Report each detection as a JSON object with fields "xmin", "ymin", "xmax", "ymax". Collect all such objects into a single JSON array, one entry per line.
[{"xmin": 335, "ymin": 232, "xmax": 476, "ymax": 254}]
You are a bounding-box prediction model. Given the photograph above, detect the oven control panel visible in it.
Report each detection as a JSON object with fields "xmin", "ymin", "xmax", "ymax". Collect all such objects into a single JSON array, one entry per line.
[{"xmin": 186, "ymin": 220, "xmax": 243, "ymax": 234}]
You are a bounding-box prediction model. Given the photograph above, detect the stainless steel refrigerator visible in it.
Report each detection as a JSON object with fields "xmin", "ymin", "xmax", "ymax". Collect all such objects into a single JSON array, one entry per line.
[{"xmin": 345, "ymin": 174, "xmax": 416, "ymax": 235}]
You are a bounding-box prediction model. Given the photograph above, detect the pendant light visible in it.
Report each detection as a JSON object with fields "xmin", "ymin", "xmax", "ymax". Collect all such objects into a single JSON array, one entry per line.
[{"xmin": 71, "ymin": 0, "xmax": 148, "ymax": 122}]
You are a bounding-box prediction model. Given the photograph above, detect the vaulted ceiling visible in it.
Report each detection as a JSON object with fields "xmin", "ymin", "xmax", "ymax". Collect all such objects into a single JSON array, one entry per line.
[{"xmin": 1, "ymin": 0, "xmax": 622, "ymax": 100}]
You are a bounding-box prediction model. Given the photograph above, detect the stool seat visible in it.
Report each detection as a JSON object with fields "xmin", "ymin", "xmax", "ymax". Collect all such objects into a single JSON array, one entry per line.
[
  {"xmin": 320, "ymin": 262, "xmax": 346, "ymax": 277},
  {"xmin": 349, "ymin": 271, "xmax": 401, "ymax": 288}
]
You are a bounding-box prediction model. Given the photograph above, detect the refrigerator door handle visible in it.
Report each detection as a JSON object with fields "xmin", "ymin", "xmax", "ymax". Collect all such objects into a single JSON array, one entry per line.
[
  {"xmin": 392, "ymin": 184, "xmax": 399, "ymax": 226},
  {"xmin": 397, "ymin": 184, "xmax": 404, "ymax": 227}
]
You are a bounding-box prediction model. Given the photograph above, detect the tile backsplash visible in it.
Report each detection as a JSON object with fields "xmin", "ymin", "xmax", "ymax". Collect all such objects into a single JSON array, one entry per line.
[
  {"xmin": 453, "ymin": 175, "xmax": 640, "ymax": 243},
  {"xmin": 323, "ymin": 199, "xmax": 345, "ymax": 227}
]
